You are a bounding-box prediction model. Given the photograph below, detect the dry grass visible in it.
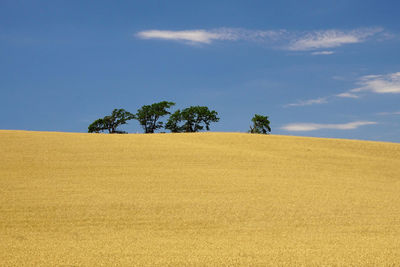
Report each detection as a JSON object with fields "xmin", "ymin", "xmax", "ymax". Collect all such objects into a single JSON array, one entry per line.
[{"xmin": 1, "ymin": 130, "xmax": 400, "ymax": 266}]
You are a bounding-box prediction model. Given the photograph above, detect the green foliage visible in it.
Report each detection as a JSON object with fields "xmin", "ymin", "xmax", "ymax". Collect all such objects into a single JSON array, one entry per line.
[
  {"xmin": 165, "ymin": 106, "xmax": 219, "ymax": 133},
  {"xmin": 135, "ymin": 101, "xmax": 175, "ymax": 133},
  {"xmin": 88, "ymin": 118, "xmax": 105, "ymax": 133},
  {"xmin": 165, "ymin": 110, "xmax": 182, "ymax": 133},
  {"xmin": 249, "ymin": 114, "xmax": 271, "ymax": 134},
  {"xmin": 88, "ymin": 109, "xmax": 135, "ymax": 134}
]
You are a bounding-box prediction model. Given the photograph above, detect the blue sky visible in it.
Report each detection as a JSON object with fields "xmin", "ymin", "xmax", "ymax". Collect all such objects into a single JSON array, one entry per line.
[{"xmin": 1, "ymin": 0, "xmax": 399, "ymax": 142}]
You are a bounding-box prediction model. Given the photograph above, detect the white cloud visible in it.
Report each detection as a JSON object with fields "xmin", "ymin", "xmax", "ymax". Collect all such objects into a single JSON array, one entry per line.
[
  {"xmin": 285, "ymin": 71, "xmax": 400, "ymax": 107},
  {"xmin": 136, "ymin": 27, "xmax": 384, "ymax": 49},
  {"xmin": 136, "ymin": 28, "xmax": 285, "ymax": 45},
  {"xmin": 351, "ymin": 72, "xmax": 400, "ymax": 94},
  {"xmin": 288, "ymin": 28, "xmax": 382, "ymax": 51},
  {"xmin": 335, "ymin": 71, "xmax": 400, "ymax": 99},
  {"xmin": 336, "ymin": 92, "xmax": 360, "ymax": 98},
  {"xmin": 285, "ymin": 97, "xmax": 328, "ymax": 107},
  {"xmin": 281, "ymin": 121, "xmax": 377, "ymax": 131},
  {"xmin": 311, "ymin": 51, "xmax": 334, "ymax": 55},
  {"xmin": 214, "ymin": 28, "xmax": 286, "ymax": 42},
  {"xmin": 136, "ymin": 30, "xmax": 230, "ymax": 44}
]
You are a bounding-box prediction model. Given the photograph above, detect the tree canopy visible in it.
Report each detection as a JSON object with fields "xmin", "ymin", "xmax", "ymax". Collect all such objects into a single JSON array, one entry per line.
[
  {"xmin": 87, "ymin": 104, "xmax": 270, "ymax": 135},
  {"xmin": 135, "ymin": 101, "xmax": 175, "ymax": 133},
  {"xmin": 165, "ymin": 106, "xmax": 219, "ymax": 133},
  {"xmin": 249, "ymin": 114, "xmax": 271, "ymax": 134},
  {"xmin": 88, "ymin": 109, "xmax": 135, "ymax": 133}
]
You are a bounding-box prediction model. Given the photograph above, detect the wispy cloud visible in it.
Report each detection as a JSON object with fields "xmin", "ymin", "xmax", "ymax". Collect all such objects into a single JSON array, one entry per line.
[
  {"xmin": 351, "ymin": 72, "xmax": 400, "ymax": 94},
  {"xmin": 286, "ymin": 71, "xmax": 400, "ymax": 107},
  {"xmin": 335, "ymin": 72, "xmax": 400, "ymax": 98},
  {"xmin": 136, "ymin": 30, "xmax": 231, "ymax": 44},
  {"xmin": 136, "ymin": 27, "xmax": 384, "ymax": 49},
  {"xmin": 136, "ymin": 28, "xmax": 284, "ymax": 45},
  {"xmin": 288, "ymin": 28, "xmax": 382, "ymax": 51},
  {"xmin": 281, "ymin": 121, "xmax": 377, "ymax": 131},
  {"xmin": 284, "ymin": 97, "xmax": 328, "ymax": 107},
  {"xmin": 311, "ymin": 51, "xmax": 334, "ymax": 55},
  {"xmin": 336, "ymin": 92, "xmax": 360, "ymax": 98}
]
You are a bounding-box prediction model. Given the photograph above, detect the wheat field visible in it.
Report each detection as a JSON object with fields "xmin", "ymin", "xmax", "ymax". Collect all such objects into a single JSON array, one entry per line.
[{"xmin": 1, "ymin": 130, "xmax": 400, "ymax": 266}]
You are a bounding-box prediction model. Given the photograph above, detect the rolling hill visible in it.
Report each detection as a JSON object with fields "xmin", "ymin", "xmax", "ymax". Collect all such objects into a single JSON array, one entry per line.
[{"xmin": 1, "ymin": 130, "xmax": 399, "ymax": 265}]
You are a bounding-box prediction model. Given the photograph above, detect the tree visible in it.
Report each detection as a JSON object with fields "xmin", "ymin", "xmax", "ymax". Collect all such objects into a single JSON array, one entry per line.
[
  {"xmin": 249, "ymin": 114, "xmax": 271, "ymax": 134},
  {"xmin": 88, "ymin": 118, "xmax": 105, "ymax": 133},
  {"xmin": 165, "ymin": 106, "xmax": 219, "ymax": 133},
  {"xmin": 164, "ymin": 110, "xmax": 182, "ymax": 133},
  {"xmin": 88, "ymin": 109, "xmax": 135, "ymax": 133},
  {"xmin": 135, "ymin": 101, "xmax": 175, "ymax": 133}
]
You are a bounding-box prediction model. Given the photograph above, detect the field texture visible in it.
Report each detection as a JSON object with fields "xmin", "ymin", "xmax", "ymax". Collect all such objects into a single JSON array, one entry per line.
[{"xmin": 1, "ymin": 130, "xmax": 400, "ymax": 266}]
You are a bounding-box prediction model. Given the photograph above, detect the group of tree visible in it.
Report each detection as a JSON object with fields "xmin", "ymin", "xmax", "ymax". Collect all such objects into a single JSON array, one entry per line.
[
  {"xmin": 88, "ymin": 101, "xmax": 271, "ymax": 134},
  {"xmin": 165, "ymin": 106, "xmax": 219, "ymax": 133},
  {"xmin": 88, "ymin": 101, "xmax": 221, "ymax": 134}
]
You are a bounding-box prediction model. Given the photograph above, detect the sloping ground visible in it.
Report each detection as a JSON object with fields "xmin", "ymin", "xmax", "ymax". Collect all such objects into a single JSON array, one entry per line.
[{"xmin": 0, "ymin": 130, "xmax": 400, "ymax": 266}]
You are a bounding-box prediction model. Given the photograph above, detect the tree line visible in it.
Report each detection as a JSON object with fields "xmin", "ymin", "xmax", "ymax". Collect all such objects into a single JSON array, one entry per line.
[{"xmin": 88, "ymin": 101, "xmax": 271, "ymax": 134}]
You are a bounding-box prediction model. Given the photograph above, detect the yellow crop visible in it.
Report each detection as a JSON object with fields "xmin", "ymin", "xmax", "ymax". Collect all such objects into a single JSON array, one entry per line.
[{"xmin": 1, "ymin": 130, "xmax": 400, "ymax": 266}]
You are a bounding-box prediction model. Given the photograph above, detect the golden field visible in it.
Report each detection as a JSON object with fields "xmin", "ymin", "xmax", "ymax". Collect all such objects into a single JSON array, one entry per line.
[{"xmin": 1, "ymin": 130, "xmax": 400, "ymax": 266}]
